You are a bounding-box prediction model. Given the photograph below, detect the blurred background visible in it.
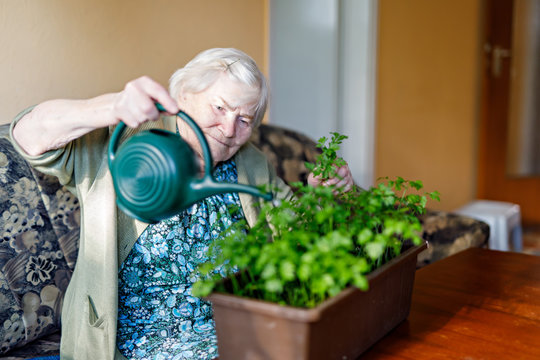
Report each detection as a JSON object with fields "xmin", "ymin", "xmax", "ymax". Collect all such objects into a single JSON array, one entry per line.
[{"xmin": 1, "ymin": 0, "xmax": 539, "ymax": 233}]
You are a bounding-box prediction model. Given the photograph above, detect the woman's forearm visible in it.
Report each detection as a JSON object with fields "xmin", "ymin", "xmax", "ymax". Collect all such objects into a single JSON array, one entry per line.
[
  {"xmin": 12, "ymin": 93, "xmax": 119, "ymax": 156},
  {"xmin": 12, "ymin": 76, "xmax": 179, "ymax": 156}
]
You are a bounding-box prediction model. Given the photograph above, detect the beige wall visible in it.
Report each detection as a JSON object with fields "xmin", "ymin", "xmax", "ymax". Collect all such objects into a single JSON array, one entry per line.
[
  {"xmin": 2, "ymin": 0, "xmax": 484, "ymax": 212},
  {"xmin": 376, "ymin": 0, "xmax": 483, "ymax": 211},
  {"xmin": 0, "ymin": 0, "xmax": 267, "ymax": 124}
]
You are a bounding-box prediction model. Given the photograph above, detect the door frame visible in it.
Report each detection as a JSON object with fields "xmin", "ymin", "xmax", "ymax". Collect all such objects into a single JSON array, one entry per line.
[
  {"xmin": 268, "ymin": 0, "xmax": 378, "ymax": 188},
  {"xmin": 478, "ymin": 0, "xmax": 540, "ymax": 224}
]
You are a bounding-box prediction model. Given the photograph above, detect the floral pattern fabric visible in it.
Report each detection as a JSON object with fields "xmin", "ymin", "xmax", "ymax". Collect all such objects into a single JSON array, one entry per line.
[
  {"xmin": 117, "ymin": 160, "xmax": 244, "ymax": 360},
  {"xmin": 0, "ymin": 127, "xmax": 80, "ymax": 356}
]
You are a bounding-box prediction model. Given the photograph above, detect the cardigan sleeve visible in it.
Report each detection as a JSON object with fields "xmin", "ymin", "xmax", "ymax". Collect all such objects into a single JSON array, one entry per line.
[
  {"xmin": 9, "ymin": 106, "xmax": 113, "ymax": 196},
  {"xmin": 9, "ymin": 109, "xmax": 175, "ymax": 197}
]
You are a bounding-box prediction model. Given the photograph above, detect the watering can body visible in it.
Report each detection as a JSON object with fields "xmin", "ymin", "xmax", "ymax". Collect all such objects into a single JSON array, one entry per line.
[{"xmin": 108, "ymin": 104, "xmax": 272, "ymax": 223}]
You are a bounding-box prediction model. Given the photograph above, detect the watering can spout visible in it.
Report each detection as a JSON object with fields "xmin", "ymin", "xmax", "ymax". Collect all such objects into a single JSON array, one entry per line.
[{"xmin": 189, "ymin": 177, "xmax": 273, "ymax": 205}]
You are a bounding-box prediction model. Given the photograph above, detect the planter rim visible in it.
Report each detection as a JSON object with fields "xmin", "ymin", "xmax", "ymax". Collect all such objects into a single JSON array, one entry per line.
[{"xmin": 207, "ymin": 241, "xmax": 427, "ymax": 322}]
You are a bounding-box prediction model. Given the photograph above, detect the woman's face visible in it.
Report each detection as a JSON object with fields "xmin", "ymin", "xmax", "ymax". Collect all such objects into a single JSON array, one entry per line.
[{"xmin": 177, "ymin": 74, "xmax": 260, "ymax": 166}]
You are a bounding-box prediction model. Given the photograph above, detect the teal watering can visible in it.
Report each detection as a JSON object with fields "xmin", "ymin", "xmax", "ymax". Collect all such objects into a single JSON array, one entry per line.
[{"xmin": 108, "ymin": 103, "xmax": 272, "ymax": 223}]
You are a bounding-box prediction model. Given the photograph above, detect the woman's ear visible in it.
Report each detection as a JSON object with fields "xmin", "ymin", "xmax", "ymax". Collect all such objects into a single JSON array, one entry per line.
[
  {"xmin": 177, "ymin": 91, "xmax": 192, "ymax": 108},
  {"xmin": 176, "ymin": 92, "xmax": 184, "ymax": 107}
]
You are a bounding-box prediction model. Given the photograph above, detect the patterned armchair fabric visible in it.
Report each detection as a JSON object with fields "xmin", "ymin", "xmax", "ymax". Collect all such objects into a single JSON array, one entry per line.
[
  {"xmin": 0, "ymin": 125, "xmax": 79, "ymax": 358},
  {"xmin": 0, "ymin": 123, "xmax": 488, "ymax": 359},
  {"xmin": 418, "ymin": 209, "xmax": 489, "ymax": 266},
  {"xmin": 250, "ymin": 124, "xmax": 322, "ymax": 187}
]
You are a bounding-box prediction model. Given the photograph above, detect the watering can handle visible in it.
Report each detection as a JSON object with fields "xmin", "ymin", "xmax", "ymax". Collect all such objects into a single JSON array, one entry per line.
[
  {"xmin": 107, "ymin": 103, "xmax": 215, "ymax": 178},
  {"xmin": 107, "ymin": 122, "xmax": 125, "ymax": 168},
  {"xmin": 155, "ymin": 103, "xmax": 214, "ymax": 177}
]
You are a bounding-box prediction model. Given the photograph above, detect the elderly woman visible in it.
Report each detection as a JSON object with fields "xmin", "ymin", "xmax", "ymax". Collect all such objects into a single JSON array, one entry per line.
[{"xmin": 10, "ymin": 48, "xmax": 353, "ymax": 359}]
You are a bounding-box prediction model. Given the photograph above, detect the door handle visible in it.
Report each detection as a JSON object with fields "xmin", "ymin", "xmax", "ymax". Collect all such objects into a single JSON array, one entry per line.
[{"xmin": 491, "ymin": 45, "xmax": 511, "ymax": 78}]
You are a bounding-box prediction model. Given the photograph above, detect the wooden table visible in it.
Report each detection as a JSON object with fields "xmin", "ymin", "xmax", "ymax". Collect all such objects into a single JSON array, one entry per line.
[{"xmin": 361, "ymin": 248, "xmax": 540, "ymax": 359}]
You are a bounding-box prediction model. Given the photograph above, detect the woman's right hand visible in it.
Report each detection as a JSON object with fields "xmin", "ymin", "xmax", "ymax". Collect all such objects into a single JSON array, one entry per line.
[{"xmin": 112, "ymin": 76, "xmax": 179, "ymax": 128}]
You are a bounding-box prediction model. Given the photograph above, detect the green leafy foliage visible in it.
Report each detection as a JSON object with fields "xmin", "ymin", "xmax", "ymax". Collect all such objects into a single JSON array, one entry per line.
[{"xmin": 192, "ymin": 133, "xmax": 440, "ymax": 308}]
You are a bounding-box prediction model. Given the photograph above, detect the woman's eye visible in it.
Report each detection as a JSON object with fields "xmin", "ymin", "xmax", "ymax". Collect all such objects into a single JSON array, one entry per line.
[
  {"xmin": 238, "ymin": 118, "xmax": 251, "ymax": 128},
  {"xmin": 215, "ymin": 105, "xmax": 225, "ymax": 111}
]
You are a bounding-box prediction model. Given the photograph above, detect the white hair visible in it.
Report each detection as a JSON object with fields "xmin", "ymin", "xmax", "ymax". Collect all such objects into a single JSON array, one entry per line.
[{"xmin": 169, "ymin": 48, "xmax": 268, "ymax": 126}]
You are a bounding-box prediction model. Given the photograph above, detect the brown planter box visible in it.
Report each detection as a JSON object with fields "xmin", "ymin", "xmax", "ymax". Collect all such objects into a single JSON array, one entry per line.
[{"xmin": 208, "ymin": 242, "xmax": 427, "ymax": 360}]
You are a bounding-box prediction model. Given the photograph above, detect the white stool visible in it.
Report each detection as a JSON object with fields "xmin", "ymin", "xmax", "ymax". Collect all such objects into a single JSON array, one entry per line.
[{"xmin": 455, "ymin": 200, "xmax": 523, "ymax": 252}]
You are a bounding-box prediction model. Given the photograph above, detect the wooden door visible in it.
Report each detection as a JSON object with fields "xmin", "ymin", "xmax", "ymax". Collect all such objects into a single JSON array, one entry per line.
[{"xmin": 478, "ymin": 0, "xmax": 540, "ymax": 225}]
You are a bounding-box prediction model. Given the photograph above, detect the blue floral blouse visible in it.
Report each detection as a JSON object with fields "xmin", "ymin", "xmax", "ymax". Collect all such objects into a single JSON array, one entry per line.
[{"xmin": 117, "ymin": 160, "xmax": 245, "ymax": 359}]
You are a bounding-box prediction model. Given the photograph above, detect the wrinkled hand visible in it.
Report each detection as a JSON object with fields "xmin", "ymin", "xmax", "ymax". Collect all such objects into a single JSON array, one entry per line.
[
  {"xmin": 307, "ymin": 163, "xmax": 354, "ymax": 192},
  {"xmin": 113, "ymin": 76, "xmax": 179, "ymax": 128}
]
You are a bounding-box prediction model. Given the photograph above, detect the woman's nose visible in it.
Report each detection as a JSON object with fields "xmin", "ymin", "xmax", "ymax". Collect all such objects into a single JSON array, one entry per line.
[{"xmin": 219, "ymin": 113, "xmax": 236, "ymax": 138}]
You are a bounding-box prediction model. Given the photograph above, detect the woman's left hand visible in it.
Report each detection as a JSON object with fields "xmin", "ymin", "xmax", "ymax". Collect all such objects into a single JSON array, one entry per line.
[{"xmin": 307, "ymin": 163, "xmax": 354, "ymax": 192}]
